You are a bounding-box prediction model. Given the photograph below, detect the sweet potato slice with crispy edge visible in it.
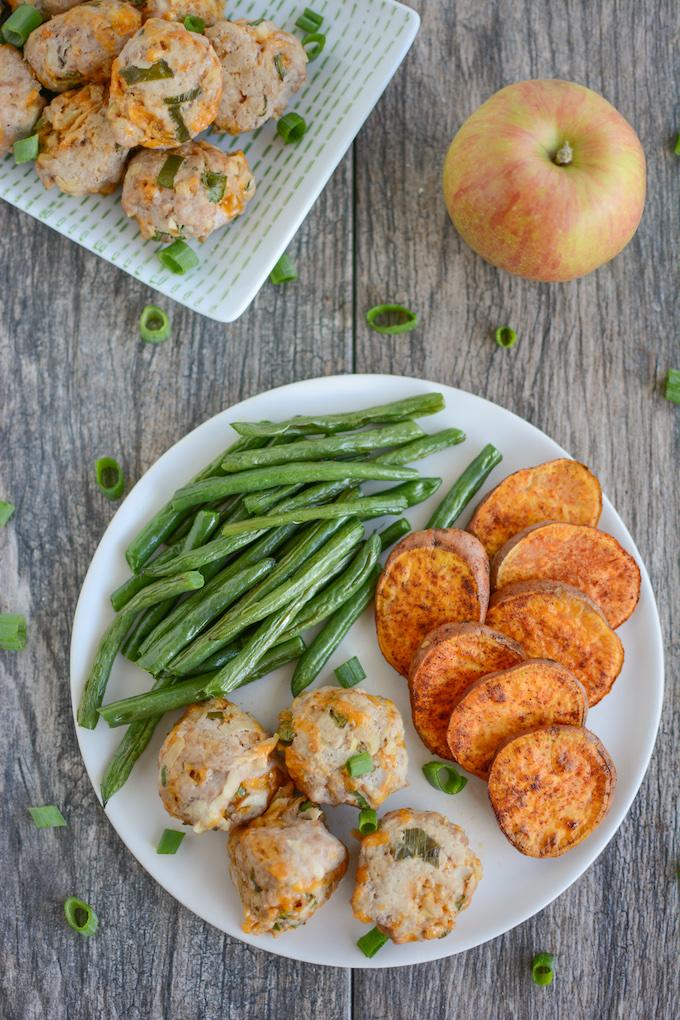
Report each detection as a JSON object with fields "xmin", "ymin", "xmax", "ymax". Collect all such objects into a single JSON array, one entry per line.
[
  {"xmin": 487, "ymin": 724, "xmax": 616, "ymax": 858},
  {"xmin": 446, "ymin": 659, "xmax": 588, "ymax": 779},
  {"xmin": 491, "ymin": 521, "xmax": 641, "ymax": 629},
  {"xmin": 408, "ymin": 622, "xmax": 525, "ymax": 759},
  {"xmin": 485, "ymin": 581, "xmax": 624, "ymax": 706},
  {"xmin": 467, "ymin": 459, "xmax": 602, "ymax": 557},
  {"xmin": 375, "ymin": 529, "xmax": 490, "ymax": 677}
]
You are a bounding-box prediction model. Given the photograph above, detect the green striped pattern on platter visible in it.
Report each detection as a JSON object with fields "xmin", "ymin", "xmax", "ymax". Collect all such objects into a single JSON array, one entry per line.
[{"xmin": 0, "ymin": 1, "xmax": 419, "ymax": 323}]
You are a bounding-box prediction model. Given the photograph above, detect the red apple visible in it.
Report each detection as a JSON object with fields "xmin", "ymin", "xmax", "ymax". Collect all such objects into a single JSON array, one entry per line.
[{"xmin": 442, "ymin": 79, "xmax": 646, "ymax": 282}]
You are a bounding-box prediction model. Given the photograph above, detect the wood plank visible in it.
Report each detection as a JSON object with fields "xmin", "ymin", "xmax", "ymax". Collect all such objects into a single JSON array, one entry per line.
[
  {"xmin": 353, "ymin": 0, "xmax": 678, "ymax": 1016},
  {"xmin": 0, "ymin": 153, "xmax": 353, "ymax": 1020}
]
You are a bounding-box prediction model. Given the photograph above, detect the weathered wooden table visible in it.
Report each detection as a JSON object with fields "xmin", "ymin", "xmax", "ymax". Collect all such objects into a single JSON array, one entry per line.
[{"xmin": 1, "ymin": 2, "xmax": 677, "ymax": 1017}]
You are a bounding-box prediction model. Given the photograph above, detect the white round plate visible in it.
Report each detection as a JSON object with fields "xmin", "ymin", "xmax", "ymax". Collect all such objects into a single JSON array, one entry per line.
[{"xmin": 70, "ymin": 374, "xmax": 664, "ymax": 968}]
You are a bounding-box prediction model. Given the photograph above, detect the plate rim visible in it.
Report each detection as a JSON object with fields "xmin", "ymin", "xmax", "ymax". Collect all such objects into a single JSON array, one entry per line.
[{"xmin": 69, "ymin": 373, "xmax": 664, "ymax": 968}]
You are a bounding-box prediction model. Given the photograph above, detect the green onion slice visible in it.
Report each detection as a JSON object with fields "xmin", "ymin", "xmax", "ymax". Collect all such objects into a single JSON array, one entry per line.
[
  {"xmin": 495, "ymin": 325, "xmax": 518, "ymax": 349},
  {"xmin": 1, "ymin": 5, "xmax": 43, "ymax": 47},
  {"xmin": 296, "ymin": 8, "xmax": 323, "ymax": 33},
  {"xmin": 157, "ymin": 829, "xmax": 185, "ymax": 854},
  {"xmin": 357, "ymin": 926, "xmax": 388, "ymax": 958},
  {"xmin": 157, "ymin": 154, "xmax": 184, "ymax": 189},
  {"xmin": 95, "ymin": 456, "xmax": 125, "ymax": 501},
  {"xmin": 202, "ymin": 170, "xmax": 226, "ymax": 203},
  {"xmin": 422, "ymin": 761, "xmax": 467, "ymax": 795},
  {"xmin": 183, "ymin": 14, "xmax": 205, "ymax": 33},
  {"xmin": 531, "ymin": 952, "xmax": 555, "ymax": 986},
  {"xmin": 157, "ymin": 238, "xmax": 199, "ymax": 275},
  {"xmin": 664, "ymin": 368, "xmax": 680, "ymax": 405},
  {"xmin": 358, "ymin": 807, "xmax": 378, "ymax": 835},
  {"xmin": 346, "ymin": 751, "xmax": 373, "ymax": 778},
  {"xmin": 366, "ymin": 304, "xmax": 418, "ymax": 335},
  {"xmin": 139, "ymin": 304, "xmax": 171, "ymax": 343},
  {"xmin": 0, "ymin": 500, "xmax": 15, "ymax": 527},
  {"xmin": 269, "ymin": 252, "xmax": 298, "ymax": 284},
  {"xmin": 674, "ymin": 133, "xmax": 680, "ymax": 156},
  {"xmin": 277, "ymin": 721, "xmax": 295, "ymax": 745},
  {"xmin": 335, "ymin": 656, "xmax": 366, "ymax": 688},
  {"xmin": 64, "ymin": 897, "xmax": 98, "ymax": 936},
  {"xmin": 274, "ymin": 53, "xmax": 286, "ymax": 80},
  {"xmin": 302, "ymin": 32, "xmax": 325, "ymax": 60},
  {"xmin": 28, "ymin": 805, "xmax": 66, "ymax": 829},
  {"xmin": 276, "ymin": 112, "xmax": 307, "ymax": 144},
  {"xmin": 120, "ymin": 60, "xmax": 174, "ymax": 85},
  {"xmin": 13, "ymin": 133, "xmax": 39, "ymax": 164},
  {"xmin": 166, "ymin": 104, "xmax": 190, "ymax": 143},
  {"xmin": 0, "ymin": 613, "xmax": 27, "ymax": 651}
]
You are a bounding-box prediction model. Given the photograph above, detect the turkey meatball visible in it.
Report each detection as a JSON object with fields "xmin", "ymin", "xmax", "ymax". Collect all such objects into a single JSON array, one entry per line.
[
  {"xmin": 36, "ymin": 84, "xmax": 129, "ymax": 194},
  {"xmin": 205, "ymin": 18, "xmax": 307, "ymax": 135},
  {"xmin": 228, "ymin": 785, "xmax": 348, "ymax": 936},
  {"xmin": 142, "ymin": 0, "xmax": 224, "ymax": 25},
  {"xmin": 158, "ymin": 699, "xmax": 283, "ymax": 833},
  {"xmin": 122, "ymin": 139, "xmax": 254, "ymax": 241},
  {"xmin": 108, "ymin": 18, "xmax": 222, "ymax": 148},
  {"xmin": 24, "ymin": 0, "xmax": 141, "ymax": 93},
  {"xmin": 0, "ymin": 45, "xmax": 45, "ymax": 158},
  {"xmin": 278, "ymin": 687, "xmax": 408, "ymax": 809},
  {"xmin": 7, "ymin": 0, "xmax": 83, "ymax": 17},
  {"xmin": 352, "ymin": 808, "xmax": 482, "ymax": 943}
]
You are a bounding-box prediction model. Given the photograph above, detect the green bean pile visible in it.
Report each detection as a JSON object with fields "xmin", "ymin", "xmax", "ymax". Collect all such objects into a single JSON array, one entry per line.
[{"xmin": 79, "ymin": 392, "xmax": 502, "ymax": 803}]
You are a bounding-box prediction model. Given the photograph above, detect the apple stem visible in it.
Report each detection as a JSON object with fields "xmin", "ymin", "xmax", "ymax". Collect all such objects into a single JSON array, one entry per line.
[{"xmin": 553, "ymin": 141, "xmax": 573, "ymax": 166}]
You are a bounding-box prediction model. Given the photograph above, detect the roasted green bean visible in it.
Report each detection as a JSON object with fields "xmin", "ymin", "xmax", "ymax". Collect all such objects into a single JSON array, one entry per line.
[{"xmin": 426, "ymin": 443, "xmax": 502, "ymax": 528}]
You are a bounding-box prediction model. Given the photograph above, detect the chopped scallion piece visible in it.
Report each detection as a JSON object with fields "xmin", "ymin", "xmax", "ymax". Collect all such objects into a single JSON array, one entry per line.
[
  {"xmin": 157, "ymin": 829, "xmax": 185, "ymax": 854},
  {"xmin": 335, "ymin": 656, "xmax": 366, "ymax": 688},
  {"xmin": 495, "ymin": 325, "xmax": 518, "ymax": 349},
  {"xmin": 120, "ymin": 60, "xmax": 174, "ymax": 85},
  {"xmin": 296, "ymin": 8, "xmax": 323, "ymax": 33},
  {"xmin": 28, "ymin": 805, "xmax": 67, "ymax": 829},
  {"xmin": 0, "ymin": 500, "xmax": 15, "ymax": 527},
  {"xmin": 674, "ymin": 133, "xmax": 680, "ymax": 156},
  {"xmin": 269, "ymin": 252, "xmax": 297, "ymax": 284},
  {"xmin": 64, "ymin": 897, "xmax": 98, "ymax": 937},
  {"xmin": 183, "ymin": 14, "xmax": 205, "ymax": 33},
  {"xmin": 302, "ymin": 32, "xmax": 325, "ymax": 60},
  {"xmin": 422, "ymin": 761, "xmax": 467, "ymax": 795},
  {"xmin": 664, "ymin": 368, "xmax": 680, "ymax": 405},
  {"xmin": 202, "ymin": 170, "xmax": 226, "ymax": 203},
  {"xmin": 1, "ymin": 5, "xmax": 43, "ymax": 47},
  {"xmin": 0, "ymin": 613, "xmax": 27, "ymax": 651},
  {"xmin": 365, "ymin": 303, "xmax": 418, "ymax": 335},
  {"xmin": 358, "ymin": 807, "xmax": 378, "ymax": 835},
  {"xmin": 277, "ymin": 721, "xmax": 295, "ymax": 745},
  {"xmin": 13, "ymin": 133, "xmax": 39, "ymax": 164},
  {"xmin": 157, "ymin": 238, "xmax": 199, "ymax": 274},
  {"xmin": 164, "ymin": 87, "xmax": 201, "ymax": 105},
  {"xmin": 166, "ymin": 104, "xmax": 190, "ymax": 142},
  {"xmin": 274, "ymin": 53, "xmax": 286, "ymax": 80},
  {"xmin": 157, "ymin": 154, "xmax": 184, "ymax": 189},
  {"xmin": 139, "ymin": 304, "xmax": 171, "ymax": 343},
  {"xmin": 346, "ymin": 751, "xmax": 373, "ymax": 778},
  {"xmin": 531, "ymin": 952, "xmax": 555, "ymax": 986},
  {"xmin": 95, "ymin": 457, "xmax": 125, "ymax": 501},
  {"xmin": 276, "ymin": 112, "xmax": 307, "ymax": 144},
  {"xmin": 357, "ymin": 926, "xmax": 388, "ymax": 958}
]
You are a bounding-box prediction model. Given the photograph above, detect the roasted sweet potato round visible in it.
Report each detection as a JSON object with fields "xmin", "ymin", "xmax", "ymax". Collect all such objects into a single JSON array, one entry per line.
[
  {"xmin": 485, "ymin": 581, "xmax": 624, "ymax": 706},
  {"xmin": 491, "ymin": 521, "xmax": 641, "ymax": 629},
  {"xmin": 487, "ymin": 725, "xmax": 616, "ymax": 858},
  {"xmin": 446, "ymin": 659, "xmax": 588, "ymax": 779},
  {"xmin": 467, "ymin": 459, "xmax": 602, "ymax": 557},
  {"xmin": 408, "ymin": 623, "xmax": 525, "ymax": 759},
  {"xmin": 375, "ymin": 529, "xmax": 490, "ymax": 677}
]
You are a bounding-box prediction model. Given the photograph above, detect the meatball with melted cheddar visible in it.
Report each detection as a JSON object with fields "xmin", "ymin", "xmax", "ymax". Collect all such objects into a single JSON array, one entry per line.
[
  {"xmin": 24, "ymin": 0, "xmax": 141, "ymax": 93},
  {"xmin": 278, "ymin": 687, "xmax": 408, "ymax": 809},
  {"xmin": 0, "ymin": 45, "xmax": 45, "ymax": 158},
  {"xmin": 205, "ymin": 19, "xmax": 307, "ymax": 135},
  {"xmin": 228, "ymin": 785, "xmax": 348, "ymax": 936},
  {"xmin": 142, "ymin": 0, "xmax": 224, "ymax": 25},
  {"xmin": 122, "ymin": 140, "xmax": 254, "ymax": 241},
  {"xmin": 158, "ymin": 699, "xmax": 283, "ymax": 834},
  {"xmin": 36, "ymin": 84, "xmax": 129, "ymax": 195},
  {"xmin": 108, "ymin": 18, "xmax": 222, "ymax": 148},
  {"xmin": 352, "ymin": 808, "xmax": 482, "ymax": 943}
]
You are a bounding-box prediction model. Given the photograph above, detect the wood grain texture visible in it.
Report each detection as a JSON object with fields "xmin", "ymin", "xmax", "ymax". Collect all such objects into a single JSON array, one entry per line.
[{"xmin": 0, "ymin": 0, "xmax": 678, "ymax": 1018}]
